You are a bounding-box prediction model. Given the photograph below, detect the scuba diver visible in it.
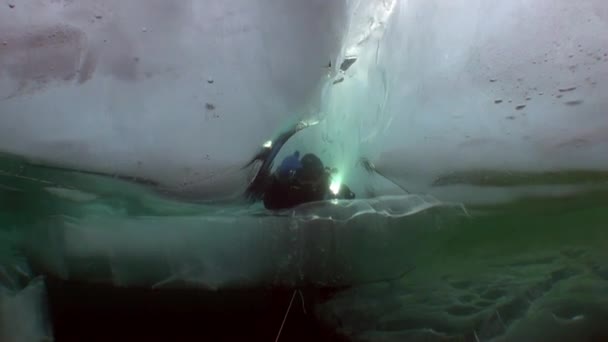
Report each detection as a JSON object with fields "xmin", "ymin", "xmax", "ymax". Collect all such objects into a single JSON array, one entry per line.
[
  {"xmin": 244, "ymin": 120, "xmax": 355, "ymax": 210},
  {"xmin": 262, "ymin": 151, "xmax": 355, "ymax": 210}
]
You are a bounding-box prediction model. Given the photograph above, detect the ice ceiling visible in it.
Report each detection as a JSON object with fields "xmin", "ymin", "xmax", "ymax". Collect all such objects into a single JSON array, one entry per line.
[{"xmin": 0, "ymin": 0, "xmax": 607, "ymax": 200}]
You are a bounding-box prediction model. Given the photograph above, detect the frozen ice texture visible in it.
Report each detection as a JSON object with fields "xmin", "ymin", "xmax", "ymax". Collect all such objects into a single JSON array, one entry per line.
[
  {"xmin": 0, "ymin": 277, "xmax": 52, "ymax": 342},
  {"xmin": 0, "ymin": 0, "xmax": 348, "ymax": 199},
  {"xmin": 23, "ymin": 192, "xmax": 453, "ymax": 289},
  {"xmin": 0, "ymin": 2, "xmax": 607, "ymax": 340},
  {"xmin": 0, "ymin": 1, "xmax": 605, "ymax": 200},
  {"xmin": 291, "ymin": 0, "xmax": 608, "ymax": 202}
]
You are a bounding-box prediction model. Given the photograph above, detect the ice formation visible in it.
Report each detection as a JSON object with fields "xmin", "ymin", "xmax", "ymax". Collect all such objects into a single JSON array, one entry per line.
[{"xmin": 1, "ymin": 0, "xmax": 607, "ymax": 340}]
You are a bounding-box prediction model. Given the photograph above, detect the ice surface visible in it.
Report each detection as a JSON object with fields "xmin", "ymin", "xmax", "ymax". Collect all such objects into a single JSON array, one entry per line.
[
  {"xmin": 317, "ymin": 193, "xmax": 608, "ymax": 341},
  {"xmin": 368, "ymin": 0, "xmax": 608, "ymax": 191},
  {"xmin": 23, "ymin": 190, "xmax": 458, "ymax": 289},
  {"xmin": 0, "ymin": 0, "xmax": 348, "ymax": 199},
  {"xmin": 1, "ymin": 1, "xmax": 608, "ymax": 340},
  {"xmin": 1, "ymin": 0, "xmax": 605, "ymax": 200}
]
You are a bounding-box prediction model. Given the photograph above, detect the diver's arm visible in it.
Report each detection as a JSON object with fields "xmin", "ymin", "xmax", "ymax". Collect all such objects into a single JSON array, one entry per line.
[{"xmin": 243, "ymin": 122, "xmax": 307, "ymax": 202}]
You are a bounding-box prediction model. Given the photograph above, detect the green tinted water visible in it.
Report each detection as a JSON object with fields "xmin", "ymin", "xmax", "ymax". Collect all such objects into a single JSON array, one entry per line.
[
  {"xmin": 1, "ymin": 153, "xmax": 607, "ymax": 341},
  {"xmin": 321, "ymin": 188, "xmax": 608, "ymax": 342}
]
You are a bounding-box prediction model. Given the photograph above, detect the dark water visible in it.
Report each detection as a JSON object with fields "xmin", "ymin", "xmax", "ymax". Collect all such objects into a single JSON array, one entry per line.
[
  {"xmin": 45, "ymin": 278, "xmax": 349, "ymax": 342},
  {"xmin": 1, "ymin": 153, "xmax": 607, "ymax": 341}
]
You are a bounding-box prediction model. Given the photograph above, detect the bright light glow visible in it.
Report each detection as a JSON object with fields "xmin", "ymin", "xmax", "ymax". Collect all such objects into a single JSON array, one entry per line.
[
  {"xmin": 263, "ymin": 140, "xmax": 272, "ymax": 148},
  {"xmin": 329, "ymin": 175, "xmax": 342, "ymax": 195}
]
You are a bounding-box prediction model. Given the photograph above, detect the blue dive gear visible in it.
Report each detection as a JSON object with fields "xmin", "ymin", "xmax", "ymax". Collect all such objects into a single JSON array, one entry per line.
[{"xmin": 277, "ymin": 151, "xmax": 302, "ymax": 179}]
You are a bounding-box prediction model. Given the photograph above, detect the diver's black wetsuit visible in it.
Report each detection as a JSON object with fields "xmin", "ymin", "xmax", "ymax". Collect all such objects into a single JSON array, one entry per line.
[{"xmin": 263, "ymin": 153, "xmax": 354, "ymax": 210}]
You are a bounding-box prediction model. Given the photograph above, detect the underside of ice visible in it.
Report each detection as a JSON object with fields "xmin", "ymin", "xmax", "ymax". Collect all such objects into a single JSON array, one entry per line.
[
  {"xmin": 0, "ymin": 0, "xmax": 606, "ymax": 198},
  {"xmin": 1, "ymin": 0, "xmax": 608, "ymax": 341}
]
